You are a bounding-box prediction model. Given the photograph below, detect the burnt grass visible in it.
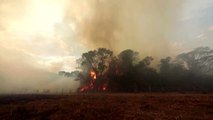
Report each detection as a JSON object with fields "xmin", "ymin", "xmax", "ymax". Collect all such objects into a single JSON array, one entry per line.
[{"xmin": 0, "ymin": 93, "xmax": 212, "ymax": 120}]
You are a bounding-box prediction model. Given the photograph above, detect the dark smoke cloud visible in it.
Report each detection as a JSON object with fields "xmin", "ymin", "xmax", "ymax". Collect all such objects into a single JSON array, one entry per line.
[{"xmin": 61, "ymin": 0, "xmax": 183, "ymax": 58}]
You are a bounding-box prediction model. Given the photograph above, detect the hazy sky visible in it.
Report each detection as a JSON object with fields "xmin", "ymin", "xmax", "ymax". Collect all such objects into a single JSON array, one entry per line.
[
  {"xmin": 171, "ymin": 0, "xmax": 213, "ymax": 52},
  {"xmin": 0, "ymin": 0, "xmax": 213, "ymax": 93}
]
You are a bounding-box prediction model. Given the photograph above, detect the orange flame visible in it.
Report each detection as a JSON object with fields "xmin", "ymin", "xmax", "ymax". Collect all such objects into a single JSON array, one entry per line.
[
  {"xmin": 90, "ymin": 69, "xmax": 97, "ymax": 80},
  {"xmin": 103, "ymin": 84, "xmax": 107, "ymax": 91},
  {"xmin": 80, "ymin": 69, "xmax": 109, "ymax": 92}
]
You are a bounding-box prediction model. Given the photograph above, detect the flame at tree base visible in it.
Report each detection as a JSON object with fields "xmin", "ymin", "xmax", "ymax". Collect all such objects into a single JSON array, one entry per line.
[{"xmin": 80, "ymin": 69, "xmax": 108, "ymax": 92}]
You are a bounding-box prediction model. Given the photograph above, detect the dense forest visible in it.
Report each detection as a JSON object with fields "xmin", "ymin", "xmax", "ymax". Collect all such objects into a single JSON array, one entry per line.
[{"xmin": 59, "ymin": 47, "xmax": 213, "ymax": 92}]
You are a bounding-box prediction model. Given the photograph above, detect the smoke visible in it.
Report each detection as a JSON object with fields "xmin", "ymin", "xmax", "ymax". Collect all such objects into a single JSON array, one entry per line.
[
  {"xmin": 0, "ymin": 0, "xmax": 184, "ymax": 94},
  {"xmin": 62, "ymin": 0, "xmax": 183, "ymax": 58},
  {"xmin": 0, "ymin": 45, "xmax": 79, "ymax": 94},
  {"xmin": 0, "ymin": 0, "xmax": 80, "ymax": 94}
]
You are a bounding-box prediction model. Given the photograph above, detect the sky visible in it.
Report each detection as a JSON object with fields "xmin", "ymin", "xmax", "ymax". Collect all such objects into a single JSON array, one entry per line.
[
  {"xmin": 0, "ymin": 0, "xmax": 213, "ymax": 93},
  {"xmin": 170, "ymin": 0, "xmax": 213, "ymax": 53}
]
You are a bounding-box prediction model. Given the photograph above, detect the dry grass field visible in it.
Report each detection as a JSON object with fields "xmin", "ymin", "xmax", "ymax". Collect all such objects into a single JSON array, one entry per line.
[{"xmin": 0, "ymin": 93, "xmax": 212, "ymax": 120}]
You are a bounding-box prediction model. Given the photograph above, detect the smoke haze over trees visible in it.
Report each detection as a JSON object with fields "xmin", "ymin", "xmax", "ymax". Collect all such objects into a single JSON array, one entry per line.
[
  {"xmin": 1, "ymin": 0, "xmax": 213, "ymax": 94},
  {"xmin": 59, "ymin": 47, "xmax": 213, "ymax": 92}
]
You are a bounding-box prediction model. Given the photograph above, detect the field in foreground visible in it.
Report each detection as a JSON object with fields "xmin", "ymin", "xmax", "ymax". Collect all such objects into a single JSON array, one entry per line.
[{"xmin": 0, "ymin": 93, "xmax": 212, "ymax": 120}]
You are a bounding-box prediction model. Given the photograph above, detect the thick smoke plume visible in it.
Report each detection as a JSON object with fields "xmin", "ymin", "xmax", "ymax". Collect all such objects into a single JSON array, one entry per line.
[
  {"xmin": 64, "ymin": 0, "xmax": 183, "ymax": 58},
  {"xmin": 1, "ymin": 0, "xmax": 196, "ymax": 94}
]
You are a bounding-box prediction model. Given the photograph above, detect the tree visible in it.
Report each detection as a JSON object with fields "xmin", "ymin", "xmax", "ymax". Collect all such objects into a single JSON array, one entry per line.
[
  {"xmin": 77, "ymin": 48, "xmax": 114, "ymax": 91},
  {"xmin": 177, "ymin": 47, "xmax": 213, "ymax": 75}
]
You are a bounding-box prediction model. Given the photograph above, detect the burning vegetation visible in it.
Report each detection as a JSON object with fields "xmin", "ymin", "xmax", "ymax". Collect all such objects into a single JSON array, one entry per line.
[
  {"xmin": 59, "ymin": 47, "xmax": 213, "ymax": 93},
  {"xmin": 80, "ymin": 69, "xmax": 97, "ymax": 92}
]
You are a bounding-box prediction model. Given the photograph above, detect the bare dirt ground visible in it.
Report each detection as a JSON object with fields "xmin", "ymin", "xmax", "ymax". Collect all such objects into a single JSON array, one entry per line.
[{"xmin": 0, "ymin": 93, "xmax": 212, "ymax": 120}]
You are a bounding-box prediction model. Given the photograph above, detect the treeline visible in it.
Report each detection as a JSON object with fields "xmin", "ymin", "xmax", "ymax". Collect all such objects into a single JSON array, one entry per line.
[{"xmin": 59, "ymin": 47, "xmax": 213, "ymax": 92}]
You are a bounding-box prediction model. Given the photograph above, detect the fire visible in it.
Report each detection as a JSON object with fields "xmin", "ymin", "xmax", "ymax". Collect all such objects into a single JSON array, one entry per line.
[
  {"xmin": 80, "ymin": 86, "xmax": 89, "ymax": 92},
  {"xmin": 90, "ymin": 69, "xmax": 97, "ymax": 80},
  {"xmin": 103, "ymin": 84, "xmax": 107, "ymax": 91},
  {"xmin": 79, "ymin": 68, "xmax": 108, "ymax": 92}
]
